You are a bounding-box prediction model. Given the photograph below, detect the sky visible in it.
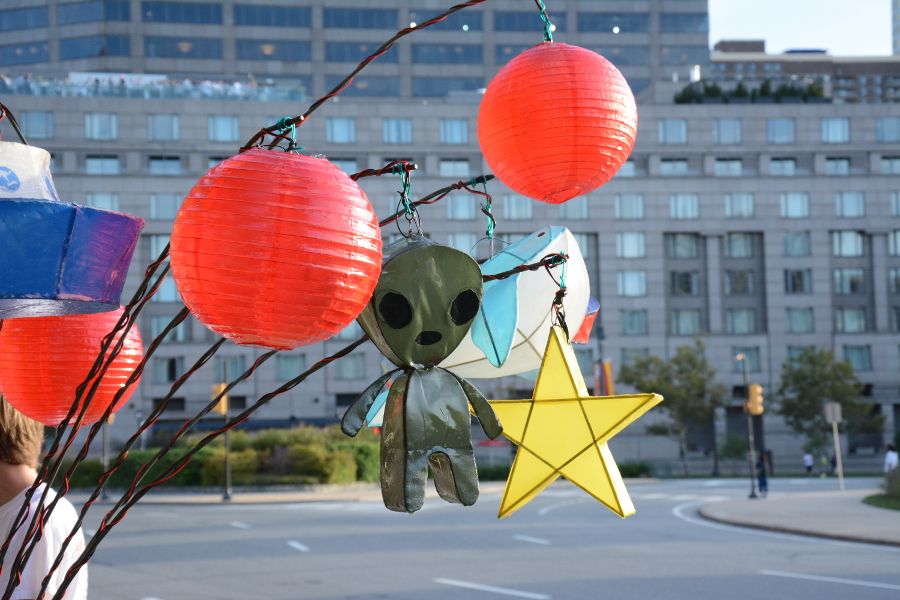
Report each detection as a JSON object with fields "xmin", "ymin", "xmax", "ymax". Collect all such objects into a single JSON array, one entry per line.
[{"xmin": 708, "ymin": 0, "xmax": 892, "ymax": 56}]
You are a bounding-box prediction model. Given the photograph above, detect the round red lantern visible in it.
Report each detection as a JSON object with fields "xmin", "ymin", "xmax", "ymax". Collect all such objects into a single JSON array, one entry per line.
[
  {"xmin": 0, "ymin": 308, "xmax": 143, "ymax": 426},
  {"xmin": 169, "ymin": 149, "xmax": 382, "ymax": 350},
  {"xmin": 478, "ymin": 42, "xmax": 638, "ymax": 204}
]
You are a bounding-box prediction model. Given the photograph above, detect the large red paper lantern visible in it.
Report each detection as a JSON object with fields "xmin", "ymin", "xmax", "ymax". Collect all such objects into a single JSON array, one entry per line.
[
  {"xmin": 478, "ymin": 42, "xmax": 638, "ymax": 204},
  {"xmin": 0, "ymin": 308, "xmax": 143, "ymax": 426},
  {"xmin": 170, "ymin": 149, "xmax": 382, "ymax": 350}
]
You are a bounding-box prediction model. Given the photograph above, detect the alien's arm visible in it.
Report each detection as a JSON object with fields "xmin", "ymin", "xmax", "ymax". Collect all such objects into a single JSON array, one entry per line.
[
  {"xmin": 451, "ymin": 373, "xmax": 503, "ymax": 440},
  {"xmin": 341, "ymin": 369, "xmax": 399, "ymax": 437}
]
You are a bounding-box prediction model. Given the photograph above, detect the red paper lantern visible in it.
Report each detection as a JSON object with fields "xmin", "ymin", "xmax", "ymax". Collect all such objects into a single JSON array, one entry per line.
[
  {"xmin": 170, "ymin": 149, "xmax": 382, "ymax": 350},
  {"xmin": 0, "ymin": 308, "xmax": 143, "ymax": 426},
  {"xmin": 478, "ymin": 42, "xmax": 638, "ymax": 204}
]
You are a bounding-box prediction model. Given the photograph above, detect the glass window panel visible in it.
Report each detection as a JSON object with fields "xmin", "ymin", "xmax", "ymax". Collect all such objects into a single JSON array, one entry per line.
[
  {"xmin": 149, "ymin": 315, "xmax": 187, "ymax": 343},
  {"xmin": 833, "ymin": 268, "xmax": 865, "ymax": 294},
  {"xmin": 148, "ymin": 114, "xmax": 179, "ymax": 141},
  {"xmin": 440, "ymin": 119, "xmax": 468, "ymax": 144},
  {"xmin": 889, "ymin": 268, "xmax": 900, "ymax": 294},
  {"xmin": 412, "ymin": 77, "xmax": 483, "ymax": 97},
  {"xmin": 144, "ymin": 36, "xmax": 222, "ymax": 59},
  {"xmin": 881, "ymin": 156, "xmax": 900, "ymax": 174},
  {"xmin": 411, "ymin": 44, "xmax": 482, "ymax": 64},
  {"xmin": 617, "ymin": 160, "xmax": 636, "ymax": 177},
  {"xmin": 714, "ymin": 118, "xmax": 741, "ymax": 144},
  {"xmin": 325, "ymin": 41, "xmax": 397, "ymax": 63},
  {"xmin": 732, "ymin": 347, "xmax": 761, "ymax": 372},
  {"xmin": 832, "ymin": 231, "xmax": 864, "ymax": 257},
  {"xmin": 770, "ymin": 157, "xmax": 796, "ymax": 176},
  {"xmin": 335, "ymin": 355, "xmax": 366, "ymax": 379},
  {"xmin": 60, "ymin": 35, "xmax": 129, "ymax": 60},
  {"xmin": 207, "ymin": 116, "xmax": 238, "ymax": 142},
  {"xmin": 152, "ymin": 277, "xmax": 180, "ymax": 302},
  {"xmin": 84, "ymin": 155, "xmax": 120, "ymax": 175},
  {"xmin": 214, "ymin": 355, "xmax": 246, "ymax": 381},
  {"xmin": 660, "ymin": 13, "xmax": 708, "ymax": 33},
  {"xmin": 714, "ymin": 159, "xmax": 742, "ymax": 176},
  {"xmin": 821, "ymin": 118, "xmax": 850, "ymax": 143},
  {"xmin": 835, "ymin": 192, "xmax": 864, "ymax": 217},
  {"xmin": 670, "ymin": 194, "xmax": 698, "ymax": 219},
  {"xmin": 578, "ymin": 12, "xmax": 649, "ymax": 33},
  {"xmin": 236, "ymin": 40, "xmax": 310, "ymax": 61},
  {"xmin": 670, "ymin": 271, "xmax": 700, "ymax": 296},
  {"xmin": 0, "ymin": 42, "xmax": 48, "ymax": 66},
  {"xmin": 85, "ymin": 113, "xmax": 118, "ymax": 140},
  {"xmin": 409, "ymin": 9, "xmax": 483, "ymax": 31},
  {"xmin": 780, "ymin": 192, "xmax": 809, "ymax": 218},
  {"xmin": 671, "ymin": 310, "xmax": 702, "ymax": 335},
  {"xmin": 667, "ymin": 233, "xmax": 700, "ymax": 258},
  {"xmin": 617, "ymin": 271, "xmax": 646, "ymax": 297},
  {"xmin": 825, "ymin": 157, "xmax": 851, "ymax": 176},
  {"xmin": 494, "ymin": 11, "xmax": 567, "ymax": 31},
  {"xmin": 659, "ymin": 159, "xmax": 689, "ymax": 176},
  {"xmin": 233, "ymin": 4, "xmax": 310, "ymax": 27},
  {"xmin": 615, "ymin": 194, "xmax": 644, "ymax": 219},
  {"xmin": 439, "ymin": 159, "xmax": 470, "ymax": 178},
  {"xmin": 843, "ymin": 345, "xmax": 872, "ymax": 371},
  {"xmin": 658, "ymin": 119, "xmax": 687, "ymax": 144},
  {"xmin": 784, "ymin": 269, "xmax": 813, "ymax": 294},
  {"xmin": 725, "ymin": 270, "xmax": 755, "ymax": 295},
  {"xmin": 447, "ymin": 196, "xmax": 476, "ymax": 220},
  {"xmin": 150, "ymin": 194, "xmax": 181, "ymax": 219},
  {"xmin": 18, "ymin": 112, "xmax": 53, "ymax": 139},
  {"xmin": 334, "ymin": 321, "xmax": 363, "ymax": 340},
  {"xmin": 726, "ymin": 309, "xmax": 756, "ymax": 334},
  {"xmin": 383, "ymin": 118, "xmax": 412, "ymax": 144},
  {"xmin": 84, "ymin": 193, "xmax": 119, "ymax": 210},
  {"xmin": 725, "ymin": 193, "xmax": 754, "ymax": 218},
  {"xmin": 767, "ymin": 118, "xmax": 795, "ymax": 144},
  {"xmin": 151, "ymin": 356, "xmax": 184, "ymax": 384},
  {"xmin": 724, "ymin": 233, "xmax": 753, "ymax": 258},
  {"xmin": 502, "ymin": 194, "xmax": 533, "ymax": 220},
  {"xmin": 326, "ymin": 117, "xmax": 355, "ymax": 143},
  {"xmin": 619, "ymin": 310, "xmax": 648, "ymax": 336},
  {"xmin": 447, "ymin": 232, "xmax": 477, "ymax": 253},
  {"xmin": 275, "ymin": 354, "xmax": 306, "ymax": 380},
  {"xmin": 621, "ymin": 348, "xmax": 650, "ymax": 366},
  {"xmin": 323, "ymin": 8, "xmax": 396, "ymax": 29},
  {"xmin": 324, "ymin": 75, "xmax": 400, "ymax": 97},
  {"xmin": 148, "ymin": 156, "xmax": 181, "ymax": 175},
  {"xmin": 786, "ymin": 308, "xmax": 814, "ymax": 333},
  {"xmin": 835, "ymin": 308, "xmax": 866, "ymax": 333},
  {"xmin": 661, "ymin": 46, "xmax": 708, "ymax": 65},
  {"xmin": 616, "ymin": 232, "xmax": 645, "ymax": 258},
  {"xmin": 890, "ymin": 231, "xmax": 900, "ymax": 256},
  {"xmin": 0, "ymin": 6, "xmax": 48, "ymax": 31},
  {"xmin": 142, "ymin": 1, "xmax": 222, "ymax": 23},
  {"xmin": 330, "ymin": 158, "xmax": 358, "ymax": 173},
  {"xmin": 58, "ymin": 1, "xmax": 131, "ymax": 24},
  {"xmin": 876, "ymin": 117, "xmax": 900, "ymax": 142},
  {"xmin": 783, "ymin": 232, "xmax": 811, "ymax": 257},
  {"xmin": 601, "ymin": 46, "xmax": 649, "ymax": 66},
  {"xmin": 559, "ymin": 197, "xmax": 588, "ymax": 220}
]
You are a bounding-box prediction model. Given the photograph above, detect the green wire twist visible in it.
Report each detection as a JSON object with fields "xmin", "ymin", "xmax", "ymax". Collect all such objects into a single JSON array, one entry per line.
[
  {"xmin": 393, "ymin": 163, "xmax": 413, "ymax": 217},
  {"xmin": 536, "ymin": 0, "xmax": 555, "ymax": 42},
  {"xmin": 272, "ymin": 116, "xmax": 302, "ymax": 150}
]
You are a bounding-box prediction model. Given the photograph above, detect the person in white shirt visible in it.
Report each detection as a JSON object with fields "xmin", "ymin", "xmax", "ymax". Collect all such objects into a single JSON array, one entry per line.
[
  {"xmin": 0, "ymin": 398, "xmax": 87, "ymax": 600},
  {"xmin": 885, "ymin": 444, "xmax": 899, "ymax": 473}
]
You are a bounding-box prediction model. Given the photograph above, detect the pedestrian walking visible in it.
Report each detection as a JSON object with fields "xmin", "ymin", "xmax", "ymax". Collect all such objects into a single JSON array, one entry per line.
[
  {"xmin": 757, "ymin": 452, "xmax": 769, "ymax": 498},
  {"xmin": 802, "ymin": 452, "xmax": 814, "ymax": 475},
  {"xmin": 885, "ymin": 444, "xmax": 899, "ymax": 473}
]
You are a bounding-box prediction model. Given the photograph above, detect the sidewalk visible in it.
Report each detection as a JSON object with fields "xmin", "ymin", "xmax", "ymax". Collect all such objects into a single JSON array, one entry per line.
[{"xmin": 698, "ymin": 488, "xmax": 900, "ymax": 547}]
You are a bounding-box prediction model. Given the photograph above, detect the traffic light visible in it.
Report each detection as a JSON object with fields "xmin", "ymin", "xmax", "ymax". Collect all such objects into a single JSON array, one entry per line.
[
  {"xmin": 211, "ymin": 383, "xmax": 229, "ymax": 416},
  {"xmin": 745, "ymin": 383, "xmax": 764, "ymax": 416}
]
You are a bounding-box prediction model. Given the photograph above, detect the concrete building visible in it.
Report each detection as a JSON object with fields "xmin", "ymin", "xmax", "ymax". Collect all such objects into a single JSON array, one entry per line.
[{"xmin": 1, "ymin": 0, "xmax": 897, "ymax": 471}]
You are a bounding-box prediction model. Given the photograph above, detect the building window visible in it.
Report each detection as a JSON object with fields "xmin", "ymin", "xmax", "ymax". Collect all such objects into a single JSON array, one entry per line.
[
  {"xmin": 714, "ymin": 118, "xmax": 741, "ymax": 145},
  {"xmin": 843, "ymin": 345, "xmax": 872, "ymax": 371},
  {"xmin": 725, "ymin": 193, "xmax": 753, "ymax": 219},
  {"xmin": 621, "ymin": 348, "xmax": 650, "ymax": 366},
  {"xmin": 732, "ymin": 347, "xmax": 761, "ymax": 372},
  {"xmin": 660, "ymin": 159, "xmax": 689, "ymax": 176},
  {"xmin": 714, "ymin": 159, "xmax": 742, "ymax": 177},
  {"xmin": 148, "ymin": 156, "xmax": 181, "ymax": 175},
  {"xmin": 323, "ymin": 8, "xmax": 396, "ymax": 28},
  {"xmin": 620, "ymin": 310, "xmax": 648, "ymax": 336},
  {"xmin": 152, "ymin": 278, "xmax": 180, "ymax": 302},
  {"xmin": 893, "ymin": 307, "xmax": 900, "ymax": 331},
  {"xmin": 446, "ymin": 196, "xmax": 475, "ymax": 220},
  {"xmin": 786, "ymin": 308, "xmax": 814, "ymax": 333},
  {"xmin": 207, "ymin": 116, "xmax": 238, "ymax": 142},
  {"xmin": 236, "ymin": 40, "xmax": 310, "ymax": 61},
  {"xmin": 234, "ymin": 4, "xmax": 310, "ymax": 27},
  {"xmin": 784, "ymin": 269, "xmax": 812, "ymax": 294},
  {"xmin": 670, "ymin": 271, "xmax": 700, "ymax": 296},
  {"xmin": 616, "ymin": 233, "xmax": 645, "ymax": 258},
  {"xmin": 724, "ymin": 233, "xmax": 753, "ymax": 258},
  {"xmin": 671, "ymin": 310, "xmax": 701, "ymax": 335},
  {"xmin": 501, "ymin": 194, "xmax": 532, "ymax": 220},
  {"xmin": 833, "ymin": 268, "xmax": 865, "ymax": 294},
  {"xmin": 411, "ymin": 43, "xmax": 482, "ymax": 64},
  {"xmin": 835, "ymin": 192, "xmax": 864, "ymax": 218},
  {"xmin": 326, "ymin": 117, "xmax": 355, "ymax": 143},
  {"xmin": 832, "ymin": 231, "xmax": 864, "ymax": 257},
  {"xmin": 579, "ymin": 12, "xmax": 650, "ymax": 34},
  {"xmin": 275, "ymin": 354, "xmax": 306, "ymax": 380},
  {"xmin": 617, "ymin": 161, "xmax": 636, "ymax": 177},
  {"xmin": 667, "ymin": 233, "xmax": 700, "ymax": 258},
  {"xmin": 85, "ymin": 113, "xmax": 117, "ymax": 140},
  {"xmin": 670, "ymin": 194, "xmax": 699, "ymax": 219},
  {"xmin": 383, "ymin": 118, "xmax": 412, "ymax": 144},
  {"xmin": 614, "ymin": 194, "xmax": 643, "ymax": 220},
  {"xmin": 783, "ymin": 232, "xmax": 811, "ymax": 257},
  {"xmin": 726, "ymin": 309, "xmax": 756, "ymax": 334},
  {"xmin": 447, "ymin": 232, "xmax": 477, "ymax": 253},
  {"xmin": 767, "ymin": 118, "xmax": 795, "ymax": 144},
  {"xmin": 148, "ymin": 114, "xmax": 179, "ymax": 141},
  {"xmin": 439, "ymin": 159, "xmax": 470, "ymax": 178},
  {"xmin": 876, "ymin": 117, "xmax": 900, "ymax": 142},
  {"xmin": 0, "ymin": 6, "xmax": 48, "ymax": 31},
  {"xmin": 770, "ymin": 157, "xmax": 796, "ymax": 176},
  {"xmin": 143, "ymin": 36, "xmax": 222, "ymax": 59},
  {"xmin": 60, "ymin": 35, "xmax": 129, "ymax": 60},
  {"xmin": 335, "ymin": 354, "xmax": 365, "ymax": 379},
  {"xmin": 725, "ymin": 270, "xmax": 755, "ymax": 295},
  {"xmin": 658, "ymin": 119, "xmax": 687, "ymax": 144},
  {"xmin": 150, "ymin": 194, "xmax": 180, "ymax": 220},
  {"xmin": 151, "ymin": 356, "xmax": 184, "ymax": 384},
  {"xmin": 821, "ymin": 118, "xmax": 850, "ymax": 143},
  {"xmin": 19, "ymin": 112, "xmax": 53, "ymax": 139},
  {"xmin": 149, "ymin": 314, "xmax": 187, "ymax": 343},
  {"xmin": 495, "ymin": 11, "xmax": 567, "ymax": 32},
  {"xmin": 214, "ymin": 355, "xmax": 246, "ymax": 381},
  {"xmin": 439, "ymin": 119, "xmax": 468, "ymax": 144},
  {"xmin": 617, "ymin": 271, "xmax": 646, "ymax": 297},
  {"xmin": 660, "ymin": 12, "xmax": 708, "ymax": 32},
  {"xmin": 835, "ymin": 308, "xmax": 866, "ymax": 333},
  {"xmin": 881, "ymin": 156, "xmax": 900, "ymax": 174},
  {"xmin": 559, "ymin": 197, "xmax": 588, "ymax": 220},
  {"xmin": 85, "ymin": 155, "xmax": 120, "ymax": 175},
  {"xmin": 0, "ymin": 42, "xmax": 49, "ymax": 66},
  {"xmin": 572, "ymin": 233, "xmax": 593, "ymax": 261},
  {"xmin": 411, "ymin": 77, "xmax": 483, "ymax": 98},
  {"xmin": 333, "ymin": 321, "xmax": 363, "ymax": 341},
  {"xmin": 787, "ymin": 346, "xmax": 811, "ymax": 363},
  {"xmin": 890, "ymin": 268, "xmax": 900, "ymax": 294},
  {"xmin": 825, "ymin": 157, "xmax": 851, "ymax": 176},
  {"xmin": 84, "ymin": 193, "xmax": 119, "ymax": 211},
  {"xmin": 142, "ymin": 1, "xmax": 222, "ymax": 23},
  {"xmin": 780, "ymin": 193, "xmax": 809, "ymax": 218}
]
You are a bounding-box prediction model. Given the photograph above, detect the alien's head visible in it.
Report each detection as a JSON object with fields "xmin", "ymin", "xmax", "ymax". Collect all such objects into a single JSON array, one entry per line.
[{"xmin": 358, "ymin": 236, "xmax": 482, "ymax": 368}]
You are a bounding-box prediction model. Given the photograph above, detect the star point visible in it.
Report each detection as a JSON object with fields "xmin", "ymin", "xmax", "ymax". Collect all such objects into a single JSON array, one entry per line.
[{"xmin": 489, "ymin": 326, "xmax": 662, "ymax": 519}]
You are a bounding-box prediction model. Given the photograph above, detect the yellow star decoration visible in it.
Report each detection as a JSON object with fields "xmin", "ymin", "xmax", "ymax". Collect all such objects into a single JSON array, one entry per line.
[{"xmin": 489, "ymin": 326, "xmax": 662, "ymax": 519}]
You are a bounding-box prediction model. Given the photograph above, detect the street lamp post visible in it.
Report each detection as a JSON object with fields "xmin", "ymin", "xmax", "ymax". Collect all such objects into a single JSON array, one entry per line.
[{"xmin": 735, "ymin": 353, "xmax": 759, "ymax": 499}]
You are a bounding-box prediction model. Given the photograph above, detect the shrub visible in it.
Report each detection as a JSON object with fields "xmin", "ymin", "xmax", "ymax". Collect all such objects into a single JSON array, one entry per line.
[
  {"xmin": 618, "ymin": 462, "xmax": 652, "ymax": 478},
  {"xmin": 287, "ymin": 444, "xmax": 330, "ymax": 483},
  {"xmin": 200, "ymin": 448, "xmax": 260, "ymax": 486},
  {"xmin": 60, "ymin": 459, "xmax": 105, "ymax": 489},
  {"xmin": 477, "ymin": 464, "xmax": 511, "ymax": 481},
  {"xmin": 326, "ymin": 450, "xmax": 358, "ymax": 484},
  {"xmin": 330, "ymin": 441, "xmax": 380, "ymax": 482}
]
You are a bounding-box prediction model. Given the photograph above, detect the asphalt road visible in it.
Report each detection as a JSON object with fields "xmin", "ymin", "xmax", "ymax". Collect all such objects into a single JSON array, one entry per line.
[{"xmin": 78, "ymin": 477, "xmax": 898, "ymax": 600}]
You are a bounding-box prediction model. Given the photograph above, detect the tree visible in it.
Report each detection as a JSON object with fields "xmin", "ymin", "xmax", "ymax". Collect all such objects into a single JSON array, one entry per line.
[
  {"xmin": 777, "ymin": 348, "xmax": 883, "ymax": 452},
  {"xmin": 618, "ymin": 339, "xmax": 726, "ymax": 476}
]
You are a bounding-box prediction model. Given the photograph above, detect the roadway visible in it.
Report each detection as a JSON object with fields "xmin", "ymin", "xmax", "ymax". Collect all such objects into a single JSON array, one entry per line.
[{"xmin": 79, "ymin": 477, "xmax": 898, "ymax": 600}]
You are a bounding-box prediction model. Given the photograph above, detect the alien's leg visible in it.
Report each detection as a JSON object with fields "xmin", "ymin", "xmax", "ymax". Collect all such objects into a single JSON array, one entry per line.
[{"xmin": 428, "ymin": 449, "xmax": 479, "ymax": 506}]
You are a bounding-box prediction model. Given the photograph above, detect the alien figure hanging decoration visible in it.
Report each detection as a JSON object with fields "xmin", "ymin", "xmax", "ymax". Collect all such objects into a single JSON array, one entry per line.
[{"xmin": 341, "ymin": 235, "xmax": 503, "ymax": 513}]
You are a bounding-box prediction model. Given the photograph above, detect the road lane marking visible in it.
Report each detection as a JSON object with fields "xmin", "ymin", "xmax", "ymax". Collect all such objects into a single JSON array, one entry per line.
[
  {"xmin": 671, "ymin": 494, "xmax": 697, "ymax": 501},
  {"xmin": 229, "ymin": 521, "xmax": 251, "ymax": 530},
  {"xmin": 635, "ymin": 493, "xmax": 667, "ymax": 500},
  {"xmin": 760, "ymin": 570, "xmax": 900, "ymax": 591},
  {"xmin": 434, "ymin": 578, "xmax": 550, "ymax": 599},
  {"xmin": 672, "ymin": 501, "xmax": 900, "ymax": 554},
  {"xmin": 287, "ymin": 540, "xmax": 310, "ymax": 553},
  {"xmin": 537, "ymin": 499, "xmax": 587, "ymax": 516},
  {"xmin": 146, "ymin": 511, "xmax": 179, "ymax": 519},
  {"xmin": 513, "ymin": 535, "xmax": 551, "ymax": 545}
]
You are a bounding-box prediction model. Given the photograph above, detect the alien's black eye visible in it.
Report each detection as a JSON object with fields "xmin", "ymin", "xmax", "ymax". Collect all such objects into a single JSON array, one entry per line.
[
  {"xmin": 450, "ymin": 289, "xmax": 479, "ymax": 326},
  {"xmin": 379, "ymin": 292, "xmax": 413, "ymax": 329}
]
